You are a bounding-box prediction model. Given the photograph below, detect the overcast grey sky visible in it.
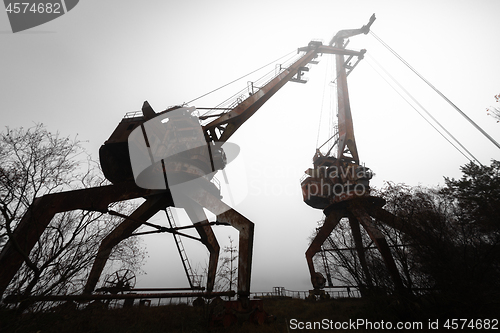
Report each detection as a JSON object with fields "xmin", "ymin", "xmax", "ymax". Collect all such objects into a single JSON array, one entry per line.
[{"xmin": 1, "ymin": 0, "xmax": 500, "ymax": 292}]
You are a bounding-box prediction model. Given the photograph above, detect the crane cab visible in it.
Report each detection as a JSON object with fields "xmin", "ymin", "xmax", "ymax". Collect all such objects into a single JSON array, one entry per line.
[{"xmin": 301, "ymin": 152, "xmax": 372, "ymax": 209}]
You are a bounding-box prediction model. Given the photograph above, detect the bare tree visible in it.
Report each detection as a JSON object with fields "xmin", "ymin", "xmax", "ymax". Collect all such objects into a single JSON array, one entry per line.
[
  {"xmin": 314, "ymin": 218, "xmax": 369, "ymax": 288},
  {"xmin": 315, "ymin": 174, "xmax": 500, "ymax": 301},
  {"xmin": 0, "ymin": 124, "xmax": 145, "ymax": 306},
  {"xmin": 315, "ymin": 217, "xmax": 394, "ymax": 294},
  {"xmin": 206, "ymin": 236, "xmax": 237, "ymax": 299},
  {"xmin": 486, "ymin": 93, "xmax": 500, "ymax": 123}
]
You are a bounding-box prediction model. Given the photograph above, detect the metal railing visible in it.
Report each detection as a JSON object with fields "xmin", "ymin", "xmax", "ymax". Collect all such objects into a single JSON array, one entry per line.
[
  {"xmin": 250, "ymin": 287, "xmax": 361, "ymax": 300},
  {"xmin": 122, "ymin": 110, "xmax": 143, "ymax": 120}
]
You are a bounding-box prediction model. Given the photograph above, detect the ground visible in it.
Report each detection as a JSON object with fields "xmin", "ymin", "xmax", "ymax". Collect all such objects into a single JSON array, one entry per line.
[{"xmin": 1, "ymin": 295, "xmax": 498, "ymax": 332}]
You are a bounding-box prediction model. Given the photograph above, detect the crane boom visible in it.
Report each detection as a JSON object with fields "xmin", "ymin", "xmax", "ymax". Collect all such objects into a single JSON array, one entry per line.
[
  {"xmin": 203, "ymin": 44, "xmax": 366, "ymax": 143},
  {"xmin": 329, "ymin": 14, "xmax": 376, "ymax": 46}
]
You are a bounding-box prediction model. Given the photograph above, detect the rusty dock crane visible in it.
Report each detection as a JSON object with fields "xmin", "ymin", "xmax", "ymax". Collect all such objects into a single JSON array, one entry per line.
[
  {"xmin": 0, "ymin": 15, "xmax": 407, "ymax": 314},
  {"xmin": 300, "ymin": 15, "xmax": 410, "ymax": 297}
]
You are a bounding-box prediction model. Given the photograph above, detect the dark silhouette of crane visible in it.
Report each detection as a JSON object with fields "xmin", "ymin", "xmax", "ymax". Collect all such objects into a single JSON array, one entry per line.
[
  {"xmin": 301, "ymin": 14, "xmax": 407, "ymax": 297},
  {"xmin": 0, "ymin": 14, "xmax": 408, "ymax": 311}
]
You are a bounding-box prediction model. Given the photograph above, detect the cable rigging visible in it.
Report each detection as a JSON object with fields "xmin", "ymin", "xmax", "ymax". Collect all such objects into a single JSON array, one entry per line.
[
  {"xmin": 370, "ymin": 30, "xmax": 500, "ymax": 151},
  {"xmin": 315, "ymin": 54, "xmax": 340, "ymax": 156},
  {"xmin": 185, "ymin": 49, "xmax": 297, "ymax": 106},
  {"xmin": 365, "ymin": 54, "xmax": 479, "ymax": 164},
  {"xmin": 316, "ymin": 54, "xmax": 335, "ymax": 149}
]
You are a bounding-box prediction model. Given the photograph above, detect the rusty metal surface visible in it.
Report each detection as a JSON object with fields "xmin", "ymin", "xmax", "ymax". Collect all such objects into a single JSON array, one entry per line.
[
  {"xmin": 184, "ymin": 202, "xmax": 220, "ymax": 293},
  {"xmin": 335, "ymin": 47, "xmax": 359, "ymax": 164},
  {"xmin": 305, "ymin": 210, "xmax": 344, "ymax": 289},
  {"xmin": 182, "ymin": 185, "xmax": 254, "ymax": 298}
]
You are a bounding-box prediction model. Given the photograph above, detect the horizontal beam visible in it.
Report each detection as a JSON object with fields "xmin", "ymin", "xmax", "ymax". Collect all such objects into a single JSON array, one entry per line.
[
  {"xmin": 298, "ymin": 45, "xmax": 366, "ymax": 57},
  {"xmin": 4, "ymin": 291, "xmax": 235, "ymax": 303},
  {"xmin": 322, "ymin": 243, "xmax": 413, "ymax": 252},
  {"xmin": 128, "ymin": 287, "xmax": 205, "ymax": 292}
]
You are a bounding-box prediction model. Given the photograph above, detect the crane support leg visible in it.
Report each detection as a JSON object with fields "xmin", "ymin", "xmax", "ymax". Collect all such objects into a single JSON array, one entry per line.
[
  {"xmin": 217, "ymin": 208, "xmax": 254, "ymax": 299},
  {"xmin": 84, "ymin": 194, "xmax": 171, "ymax": 294},
  {"xmin": 184, "ymin": 203, "xmax": 220, "ymax": 293},
  {"xmin": 0, "ymin": 182, "xmax": 152, "ymax": 299},
  {"xmin": 350, "ymin": 208, "xmax": 405, "ymax": 291},
  {"xmin": 305, "ymin": 210, "xmax": 344, "ymax": 289},
  {"xmin": 179, "ymin": 186, "xmax": 254, "ymax": 299},
  {"xmin": 347, "ymin": 215, "xmax": 373, "ymax": 288},
  {"xmin": 367, "ymin": 205, "xmax": 421, "ymax": 237}
]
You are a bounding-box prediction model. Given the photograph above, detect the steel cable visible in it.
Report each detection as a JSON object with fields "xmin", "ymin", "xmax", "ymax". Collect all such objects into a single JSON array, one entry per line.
[
  {"xmin": 371, "ymin": 30, "xmax": 500, "ymax": 152},
  {"xmin": 365, "ymin": 54, "xmax": 478, "ymax": 164},
  {"xmin": 185, "ymin": 50, "xmax": 297, "ymax": 106}
]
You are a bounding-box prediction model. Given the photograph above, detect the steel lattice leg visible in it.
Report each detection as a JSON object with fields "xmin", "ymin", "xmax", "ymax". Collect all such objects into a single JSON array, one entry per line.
[
  {"xmin": 347, "ymin": 214, "xmax": 373, "ymax": 288},
  {"xmin": 183, "ymin": 202, "xmax": 220, "ymax": 293},
  {"xmin": 350, "ymin": 207, "xmax": 405, "ymax": 291},
  {"xmin": 305, "ymin": 209, "xmax": 344, "ymax": 289}
]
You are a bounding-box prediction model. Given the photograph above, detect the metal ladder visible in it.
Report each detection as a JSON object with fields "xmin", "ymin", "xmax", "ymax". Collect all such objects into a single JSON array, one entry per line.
[{"xmin": 164, "ymin": 207, "xmax": 202, "ymax": 289}]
